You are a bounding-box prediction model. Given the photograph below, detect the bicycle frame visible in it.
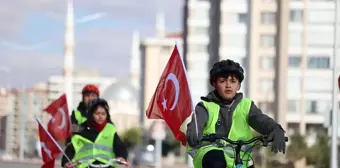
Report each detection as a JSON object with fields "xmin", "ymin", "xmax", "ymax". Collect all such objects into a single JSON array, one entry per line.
[
  {"xmin": 200, "ymin": 135, "xmax": 288, "ymax": 168},
  {"xmin": 77, "ymin": 158, "xmax": 129, "ymax": 168}
]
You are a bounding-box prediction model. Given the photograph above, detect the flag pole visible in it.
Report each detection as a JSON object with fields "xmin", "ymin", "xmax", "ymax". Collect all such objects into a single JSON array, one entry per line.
[
  {"xmin": 36, "ymin": 118, "xmax": 72, "ymax": 163},
  {"xmin": 175, "ymin": 41, "xmax": 199, "ymax": 139},
  {"xmin": 175, "ymin": 41, "xmax": 198, "ymax": 167},
  {"xmin": 331, "ymin": 0, "xmax": 339, "ymax": 167}
]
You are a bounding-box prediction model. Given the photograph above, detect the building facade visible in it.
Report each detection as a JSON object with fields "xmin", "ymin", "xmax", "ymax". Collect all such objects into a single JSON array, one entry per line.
[
  {"xmin": 47, "ymin": 69, "xmax": 116, "ymax": 110},
  {"xmin": 182, "ymin": 0, "xmax": 340, "ymax": 138},
  {"xmin": 3, "ymin": 84, "xmax": 49, "ymax": 157},
  {"xmin": 183, "ymin": 0, "xmax": 249, "ymax": 105}
]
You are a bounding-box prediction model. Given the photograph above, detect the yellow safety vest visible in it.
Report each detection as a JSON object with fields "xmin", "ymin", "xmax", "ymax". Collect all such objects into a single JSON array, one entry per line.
[{"xmin": 71, "ymin": 123, "xmax": 117, "ymax": 168}]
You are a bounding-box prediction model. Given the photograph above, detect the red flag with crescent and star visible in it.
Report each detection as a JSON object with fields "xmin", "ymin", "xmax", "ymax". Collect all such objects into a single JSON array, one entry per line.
[
  {"xmin": 37, "ymin": 119, "xmax": 61, "ymax": 168},
  {"xmin": 44, "ymin": 94, "xmax": 71, "ymax": 141},
  {"xmin": 146, "ymin": 44, "xmax": 193, "ymax": 146}
]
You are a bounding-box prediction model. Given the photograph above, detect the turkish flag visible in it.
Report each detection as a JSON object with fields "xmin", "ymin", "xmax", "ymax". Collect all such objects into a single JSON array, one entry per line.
[
  {"xmin": 37, "ymin": 119, "xmax": 61, "ymax": 168},
  {"xmin": 146, "ymin": 45, "xmax": 193, "ymax": 146},
  {"xmin": 44, "ymin": 94, "xmax": 71, "ymax": 140}
]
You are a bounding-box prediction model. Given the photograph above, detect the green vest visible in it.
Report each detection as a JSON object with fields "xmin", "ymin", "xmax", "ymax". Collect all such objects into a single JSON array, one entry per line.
[
  {"xmin": 190, "ymin": 98, "xmax": 253, "ymax": 168},
  {"xmin": 74, "ymin": 109, "xmax": 87, "ymax": 125},
  {"xmin": 71, "ymin": 123, "xmax": 117, "ymax": 168}
]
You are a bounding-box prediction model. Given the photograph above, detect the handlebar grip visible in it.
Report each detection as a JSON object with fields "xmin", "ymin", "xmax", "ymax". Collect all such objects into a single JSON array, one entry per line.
[{"xmin": 285, "ymin": 137, "xmax": 289, "ymax": 142}]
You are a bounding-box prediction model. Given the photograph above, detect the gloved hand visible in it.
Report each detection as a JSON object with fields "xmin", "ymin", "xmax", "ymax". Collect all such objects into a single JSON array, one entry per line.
[
  {"xmin": 187, "ymin": 132, "xmax": 203, "ymax": 147},
  {"xmin": 268, "ymin": 126, "xmax": 286, "ymax": 154},
  {"xmin": 71, "ymin": 124, "xmax": 83, "ymax": 133}
]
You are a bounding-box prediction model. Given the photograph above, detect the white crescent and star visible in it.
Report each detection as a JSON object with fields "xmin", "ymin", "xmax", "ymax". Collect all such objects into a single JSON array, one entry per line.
[
  {"xmin": 51, "ymin": 107, "xmax": 66, "ymax": 129},
  {"xmin": 40, "ymin": 142, "xmax": 52, "ymax": 159},
  {"xmin": 162, "ymin": 73, "xmax": 180, "ymax": 111}
]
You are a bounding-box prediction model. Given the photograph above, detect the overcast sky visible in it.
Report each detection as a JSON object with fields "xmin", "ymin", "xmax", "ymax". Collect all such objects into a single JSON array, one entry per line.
[{"xmin": 0, "ymin": 0, "xmax": 182, "ymax": 88}]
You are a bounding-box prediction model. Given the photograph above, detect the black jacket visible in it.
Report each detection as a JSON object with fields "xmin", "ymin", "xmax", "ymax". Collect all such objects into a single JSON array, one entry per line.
[
  {"xmin": 61, "ymin": 122, "xmax": 128, "ymax": 167},
  {"xmin": 186, "ymin": 91, "xmax": 282, "ymax": 147},
  {"xmin": 70, "ymin": 102, "xmax": 88, "ymax": 125}
]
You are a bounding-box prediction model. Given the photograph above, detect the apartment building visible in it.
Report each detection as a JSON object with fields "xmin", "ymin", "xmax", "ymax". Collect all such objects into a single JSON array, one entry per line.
[
  {"xmin": 183, "ymin": 0, "xmax": 339, "ymax": 137},
  {"xmin": 183, "ymin": 0, "xmax": 249, "ymax": 105},
  {"xmin": 3, "ymin": 84, "xmax": 50, "ymax": 157}
]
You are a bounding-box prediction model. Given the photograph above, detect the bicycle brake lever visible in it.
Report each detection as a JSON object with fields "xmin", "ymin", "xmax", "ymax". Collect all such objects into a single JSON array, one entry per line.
[{"xmin": 262, "ymin": 141, "xmax": 269, "ymax": 147}]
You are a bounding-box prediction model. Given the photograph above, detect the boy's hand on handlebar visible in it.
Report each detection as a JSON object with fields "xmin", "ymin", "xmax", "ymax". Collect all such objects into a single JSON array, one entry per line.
[
  {"xmin": 268, "ymin": 127, "xmax": 286, "ymax": 154},
  {"xmin": 64, "ymin": 162, "xmax": 79, "ymax": 168}
]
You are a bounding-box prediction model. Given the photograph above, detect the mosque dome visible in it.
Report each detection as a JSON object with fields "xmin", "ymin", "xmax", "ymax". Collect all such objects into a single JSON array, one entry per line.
[{"xmin": 101, "ymin": 80, "xmax": 139, "ymax": 103}]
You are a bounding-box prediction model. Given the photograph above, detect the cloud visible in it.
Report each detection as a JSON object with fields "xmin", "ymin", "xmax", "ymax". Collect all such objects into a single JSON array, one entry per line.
[
  {"xmin": 0, "ymin": 0, "xmax": 182, "ymax": 88},
  {"xmin": 0, "ymin": 44, "xmax": 63, "ymax": 87}
]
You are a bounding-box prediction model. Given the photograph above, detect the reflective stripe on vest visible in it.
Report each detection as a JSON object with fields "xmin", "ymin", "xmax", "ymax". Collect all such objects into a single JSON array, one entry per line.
[
  {"xmin": 74, "ymin": 109, "xmax": 87, "ymax": 125},
  {"xmin": 190, "ymin": 98, "xmax": 253, "ymax": 168},
  {"xmin": 71, "ymin": 123, "xmax": 116, "ymax": 168}
]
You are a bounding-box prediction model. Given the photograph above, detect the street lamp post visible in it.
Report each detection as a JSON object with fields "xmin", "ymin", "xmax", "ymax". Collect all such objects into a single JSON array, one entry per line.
[{"xmin": 331, "ymin": 0, "xmax": 340, "ymax": 167}]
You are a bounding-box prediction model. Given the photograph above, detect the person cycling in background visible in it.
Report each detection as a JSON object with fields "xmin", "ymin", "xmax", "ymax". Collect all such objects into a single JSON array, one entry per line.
[
  {"xmin": 65, "ymin": 84, "xmax": 100, "ymax": 145},
  {"xmin": 186, "ymin": 59, "xmax": 287, "ymax": 168},
  {"xmin": 70, "ymin": 84, "xmax": 100, "ymax": 126},
  {"xmin": 62, "ymin": 98, "xmax": 128, "ymax": 168}
]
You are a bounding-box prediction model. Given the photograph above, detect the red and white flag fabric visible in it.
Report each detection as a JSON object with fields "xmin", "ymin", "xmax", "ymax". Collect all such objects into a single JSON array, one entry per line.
[
  {"xmin": 146, "ymin": 44, "xmax": 193, "ymax": 146},
  {"xmin": 37, "ymin": 119, "xmax": 61, "ymax": 168},
  {"xmin": 44, "ymin": 94, "xmax": 71, "ymax": 140}
]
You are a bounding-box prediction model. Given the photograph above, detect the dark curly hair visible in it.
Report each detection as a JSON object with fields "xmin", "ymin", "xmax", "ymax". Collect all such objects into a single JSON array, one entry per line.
[
  {"xmin": 209, "ymin": 59, "xmax": 244, "ymax": 86},
  {"xmin": 87, "ymin": 98, "xmax": 112, "ymax": 123}
]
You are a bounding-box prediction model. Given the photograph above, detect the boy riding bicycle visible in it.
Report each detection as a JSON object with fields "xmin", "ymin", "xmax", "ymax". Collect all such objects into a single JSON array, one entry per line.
[{"xmin": 186, "ymin": 59, "xmax": 287, "ymax": 168}]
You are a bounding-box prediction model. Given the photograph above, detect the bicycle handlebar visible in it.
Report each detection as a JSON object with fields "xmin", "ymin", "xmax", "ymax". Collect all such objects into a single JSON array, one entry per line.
[
  {"xmin": 78, "ymin": 158, "xmax": 129, "ymax": 168},
  {"xmin": 201, "ymin": 134, "xmax": 289, "ymax": 146}
]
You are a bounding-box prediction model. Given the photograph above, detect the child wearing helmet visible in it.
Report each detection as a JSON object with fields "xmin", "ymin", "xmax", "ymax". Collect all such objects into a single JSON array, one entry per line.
[
  {"xmin": 66, "ymin": 84, "xmax": 100, "ymax": 145},
  {"xmin": 186, "ymin": 59, "xmax": 286, "ymax": 168},
  {"xmin": 62, "ymin": 98, "xmax": 128, "ymax": 168},
  {"xmin": 70, "ymin": 84, "xmax": 100, "ymax": 126}
]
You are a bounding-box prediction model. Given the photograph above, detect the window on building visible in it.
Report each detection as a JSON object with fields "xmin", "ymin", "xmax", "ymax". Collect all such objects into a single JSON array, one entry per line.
[
  {"xmin": 189, "ymin": 60, "xmax": 209, "ymax": 75},
  {"xmin": 288, "ymin": 100, "xmax": 300, "ymax": 113},
  {"xmin": 160, "ymin": 46, "xmax": 171, "ymax": 54},
  {"xmin": 261, "ymin": 12, "xmax": 276, "ymax": 24},
  {"xmin": 258, "ymin": 101, "xmax": 274, "ymax": 113},
  {"xmin": 307, "ymin": 56, "xmax": 330, "ymax": 69},
  {"xmin": 260, "ymin": 56, "xmax": 274, "ymax": 69},
  {"xmin": 224, "ymin": 13, "xmax": 247, "ymax": 24},
  {"xmin": 308, "ymin": 30, "xmax": 333, "ymax": 47},
  {"xmin": 189, "ymin": 44, "xmax": 207, "ymax": 53},
  {"xmin": 191, "ymin": 9, "xmax": 209, "ymax": 20},
  {"xmin": 288, "ymin": 56, "xmax": 301, "ymax": 68},
  {"xmin": 260, "ymin": 35, "xmax": 276, "ymax": 47},
  {"xmin": 287, "ymin": 76, "xmax": 301, "ymax": 95},
  {"xmin": 238, "ymin": 13, "xmax": 247, "ymax": 23},
  {"xmin": 289, "ymin": 32, "xmax": 303, "ymax": 46},
  {"xmin": 242, "ymin": 57, "xmax": 248, "ymax": 70},
  {"xmin": 259, "ymin": 79, "xmax": 274, "ymax": 92},
  {"xmin": 191, "ymin": 27, "xmax": 208, "ymax": 35},
  {"xmin": 306, "ymin": 100, "xmax": 331, "ymax": 114},
  {"xmin": 223, "ymin": 34, "xmax": 246, "ymax": 48},
  {"xmin": 290, "ymin": 9, "xmax": 304, "ymax": 23},
  {"xmin": 308, "ymin": 10, "xmax": 334, "ymax": 24},
  {"xmin": 305, "ymin": 76, "xmax": 332, "ymax": 91},
  {"xmin": 306, "ymin": 100, "xmax": 317, "ymax": 113}
]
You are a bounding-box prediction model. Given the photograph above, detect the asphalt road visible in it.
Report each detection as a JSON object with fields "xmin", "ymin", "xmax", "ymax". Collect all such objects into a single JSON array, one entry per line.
[{"xmin": 0, "ymin": 160, "xmax": 190, "ymax": 168}]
